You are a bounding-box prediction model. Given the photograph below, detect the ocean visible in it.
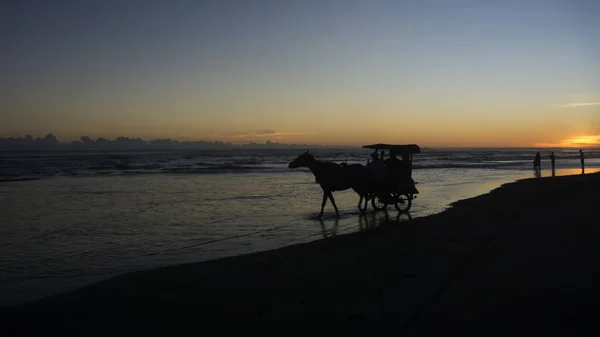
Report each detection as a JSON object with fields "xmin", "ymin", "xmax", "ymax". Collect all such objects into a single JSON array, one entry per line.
[{"xmin": 1, "ymin": 147, "xmax": 599, "ymax": 307}]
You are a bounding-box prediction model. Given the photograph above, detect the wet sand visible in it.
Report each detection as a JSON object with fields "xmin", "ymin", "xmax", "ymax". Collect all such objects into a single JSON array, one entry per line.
[{"xmin": 4, "ymin": 172, "xmax": 600, "ymax": 336}]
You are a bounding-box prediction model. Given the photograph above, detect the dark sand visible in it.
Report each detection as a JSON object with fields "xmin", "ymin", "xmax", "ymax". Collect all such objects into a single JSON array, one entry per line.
[{"xmin": 4, "ymin": 173, "xmax": 600, "ymax": 336}]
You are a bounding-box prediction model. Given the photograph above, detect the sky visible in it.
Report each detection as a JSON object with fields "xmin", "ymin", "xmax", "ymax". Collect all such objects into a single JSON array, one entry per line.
[{"xmin": 1, "ymin": 0, "xmax": 599, "ymax": 147}]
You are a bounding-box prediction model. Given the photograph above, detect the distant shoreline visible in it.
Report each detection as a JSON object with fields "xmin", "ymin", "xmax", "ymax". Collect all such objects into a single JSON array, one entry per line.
[
  {"xmin": 2, "ymin": 134, "xmax": 600, "ymax": 151},
  {"xmin": 2, "ymin": 145, "xmax": 599, "ymax": 152},
  {"xmin": 1, "ymin": 133, "xmax": 330, "ymax": 151}
]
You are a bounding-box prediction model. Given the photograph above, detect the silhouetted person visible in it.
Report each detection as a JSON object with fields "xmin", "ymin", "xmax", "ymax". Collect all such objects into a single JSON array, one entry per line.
[
  {"xmin": 534, "ymin": 152, "xmax": 541, "ymax": 177},
  {"xmin": 580, "ymin": 149, "xmax": 585, "ymax": 174},
  {"xmin": 384, "ymin": 150, "xmax": 402, "ymax": 168},
  {"xmin": 549, "ymin": 152, "xmax": 556, "ymax": 176},
  {"xmin": 370, "ymin": 149, "xmax": 379, "ymax": 162},
  {"xmin": 384, "ymin": 151, "xmax": 404, "ymax": 184}
]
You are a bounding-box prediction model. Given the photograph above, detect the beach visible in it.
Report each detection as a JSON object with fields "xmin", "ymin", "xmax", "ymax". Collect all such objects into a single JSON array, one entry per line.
[
  {"xmin": 4, "ymin": 171, "xmax": 599, "ymax": 336},
  {"xmin": 7, "ymin": 147, "xmax": 589, "ymax": 306},
  {"xmin": 5, "ymin": 1, "xmax": 600, "ymax": 335}
]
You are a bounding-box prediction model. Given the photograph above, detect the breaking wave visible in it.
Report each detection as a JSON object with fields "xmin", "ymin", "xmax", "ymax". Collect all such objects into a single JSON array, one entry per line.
[{"xmin": 1, "ymin": 148, "xmax": 598, "ymax": 182}]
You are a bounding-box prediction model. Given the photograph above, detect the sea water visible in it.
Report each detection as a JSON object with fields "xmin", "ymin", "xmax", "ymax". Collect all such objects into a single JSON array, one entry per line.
[{"xmin": 1, "ymin": 147, "xmax": 598, "ymax": 306}]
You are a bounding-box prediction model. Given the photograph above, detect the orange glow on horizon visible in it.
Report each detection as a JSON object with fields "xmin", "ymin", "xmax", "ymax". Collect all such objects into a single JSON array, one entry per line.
[{"xmin": 535, "ymin": 135, "xmax": 600, "ymax": 148}]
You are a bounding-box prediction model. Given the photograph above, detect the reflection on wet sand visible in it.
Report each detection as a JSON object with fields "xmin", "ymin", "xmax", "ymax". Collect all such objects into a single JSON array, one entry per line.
[
  {"xmin": 359, "ymin": 211, "xmax": 413, "ymax": 232},
  {"xmin": 318, "ymin": 211, "xmax": 413, "ymax": 239},
  {"xmin": 555, "ymin": 167, "xmax": 600, "ymax": 176},
  {"xmin": 396, "ymin": 212, "xmax": 413, "ymax": 222},
  {"xmin": 319, "ymin": 217, "xmax": 340, "ymax": 239},
  {"xmin": 358, "ymin": 210, "xmax": 412, "ymax": 232}
]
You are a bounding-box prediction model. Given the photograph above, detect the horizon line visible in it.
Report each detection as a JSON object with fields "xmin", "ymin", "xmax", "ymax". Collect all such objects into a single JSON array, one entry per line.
[{"xmin": 2, "ymin": 134, "xmax": 599, "ymax": 149}]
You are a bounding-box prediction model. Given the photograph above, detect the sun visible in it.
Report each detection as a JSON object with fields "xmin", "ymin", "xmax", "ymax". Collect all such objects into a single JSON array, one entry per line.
[
  {"xmin": 559, "ymin": 135, "xmax": 600, "ymax": 147},
  {"xmin": 534, "ymin": 135, "xmax": 600, "ymax": 148}
]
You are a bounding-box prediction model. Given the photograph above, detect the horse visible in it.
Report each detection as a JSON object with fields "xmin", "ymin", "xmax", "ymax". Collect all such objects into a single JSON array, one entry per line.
[{"xmin": 288, "ymin": 151, "xmax": 371, "ymax": 217}]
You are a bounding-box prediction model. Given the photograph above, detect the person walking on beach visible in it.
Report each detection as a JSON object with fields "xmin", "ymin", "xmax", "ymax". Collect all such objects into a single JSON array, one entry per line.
[
  {"xmin": 580, "ymin": 149, "xmax": 585, "ymax": 174},
  {"xmin": 549, "ymin": 152, "xmax": 556, "ymax": 176}
]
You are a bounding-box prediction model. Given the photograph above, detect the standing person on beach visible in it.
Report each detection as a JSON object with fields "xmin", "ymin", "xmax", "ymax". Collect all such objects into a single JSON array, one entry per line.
[
  {"xmin": 534, "ymin": 152, "xmax": 541, "ymax": 176},
  {"xmin": 549, "ymin": 152, "xmax": 556, "ymax": 175},
  {"xmin": 580, "ymin": 149, "xmax": 585, "ymax": 173}
]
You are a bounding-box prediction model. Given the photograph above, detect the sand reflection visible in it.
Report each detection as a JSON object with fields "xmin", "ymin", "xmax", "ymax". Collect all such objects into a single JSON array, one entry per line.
[
  {"xmin": 319, "ymin": 217, "xmax": 340, "ymax": 239},
  {"xmin": 359, "ymin": 210, "xmax": 413, "ymax": 232},
  {"xmin": 318, "ymin": 210, "xmax": 413, "ymax": 239}
]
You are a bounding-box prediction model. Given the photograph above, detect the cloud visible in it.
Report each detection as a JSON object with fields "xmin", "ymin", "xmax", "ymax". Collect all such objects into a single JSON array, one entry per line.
[
  {"xmin": 215, "ymin": 129, "xmax": 310, "ymax": 138},
  {"xmin": 552, "ymin": 102, "xmax": 600, "ymax": 109}
]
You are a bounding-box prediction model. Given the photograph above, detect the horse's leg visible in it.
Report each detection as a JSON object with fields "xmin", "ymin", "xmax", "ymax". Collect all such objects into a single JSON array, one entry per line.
[
  {"xmin": 328, "ymin": 191, "xmax": 339, "ymax": 216},
  {"xmin": 363, "ymin": 194, "xmax": 368, "ymax": 212},
  {"xmin": 357, "ymin": 194, "xmax": 367, "ymax": 214},
  {"xmin": 318, "ymin": 191, "xmax": 328, "ymax": 218}
]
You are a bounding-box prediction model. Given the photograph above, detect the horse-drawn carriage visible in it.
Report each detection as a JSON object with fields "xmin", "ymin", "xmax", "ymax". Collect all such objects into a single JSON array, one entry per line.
[
  {"xmin": 362, "ymin": 143, "xmax": 420, "ymax": 213},
  {"xmin": 288, "ymin": 143, "xmax": 420, "ymax": 217}
]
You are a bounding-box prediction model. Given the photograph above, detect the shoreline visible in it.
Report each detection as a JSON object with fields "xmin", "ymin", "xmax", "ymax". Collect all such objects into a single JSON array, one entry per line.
[
  {"xmin": 0, "ymin": 170, "xmax": 525, "ymax": 308},
  {"xmin": 0, "ymin": 168, "xmax": 531, "ymax": 308},
  {"xmin": 4, "ymin": 172, "xmax": 600, "ymax": 335}
]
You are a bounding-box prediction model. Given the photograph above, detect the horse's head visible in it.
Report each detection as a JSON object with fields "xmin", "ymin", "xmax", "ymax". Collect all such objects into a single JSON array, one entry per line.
[{"xmin": 288, "ymin": 150, "xmax": 314, "ymax": 169}]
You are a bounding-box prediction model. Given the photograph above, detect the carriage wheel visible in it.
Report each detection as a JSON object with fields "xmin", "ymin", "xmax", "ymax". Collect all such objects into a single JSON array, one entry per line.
[
  {"xmin": 394, "ymin": 193, "xmax": 412, "ymax": 213},
  {"xmin": 371, "ymin": 196, "xmax": 388, "ymax": 211}
]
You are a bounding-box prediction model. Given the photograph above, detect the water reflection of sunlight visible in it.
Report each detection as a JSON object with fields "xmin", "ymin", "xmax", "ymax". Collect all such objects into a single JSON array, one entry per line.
[{"xmin": 554, "ymin": 167, "xmax": 600, "ymax": 176}]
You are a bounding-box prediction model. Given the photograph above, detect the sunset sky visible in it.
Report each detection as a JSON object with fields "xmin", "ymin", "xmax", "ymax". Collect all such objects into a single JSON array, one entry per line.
[{"xmin": 1, "ymin": 0, "xmax": 599, "ymax": 147}]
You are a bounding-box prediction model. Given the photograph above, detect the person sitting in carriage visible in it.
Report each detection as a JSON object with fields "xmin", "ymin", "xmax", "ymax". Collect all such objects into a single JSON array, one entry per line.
[
  {"xmin": 384, "ymin": 150, "xmax": 405, "ymax": 185},
  {"xmin": 370, "ymin": 149, "xmax": 379, "ymax": 162},
  {"xmin": 368, "ymin": 149, "xmax": 384, "ymax": 169},
  {"xmin": 384, "ymin": 150, "xmax": 403, "ymax": 168}
]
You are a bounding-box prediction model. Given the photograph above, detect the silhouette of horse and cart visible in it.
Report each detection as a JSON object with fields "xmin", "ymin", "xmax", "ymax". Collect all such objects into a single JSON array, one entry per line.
[{"xmin": 288, "ymin": 143, "xmax": 420, "ymax": 217}]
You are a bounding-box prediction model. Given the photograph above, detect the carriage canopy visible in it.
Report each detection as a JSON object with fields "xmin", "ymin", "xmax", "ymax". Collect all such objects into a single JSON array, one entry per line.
[{"xmin": 362, "ymin": 144, "xmax": 421, "ymax": 154}]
